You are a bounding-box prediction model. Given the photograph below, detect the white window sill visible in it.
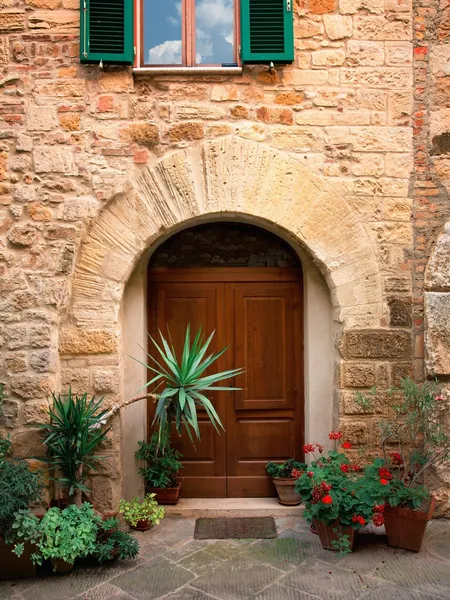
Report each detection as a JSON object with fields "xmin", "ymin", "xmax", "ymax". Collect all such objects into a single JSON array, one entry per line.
[{"xmin": 133, "ymin": 66, "xmax": 243, "ymax": 76}]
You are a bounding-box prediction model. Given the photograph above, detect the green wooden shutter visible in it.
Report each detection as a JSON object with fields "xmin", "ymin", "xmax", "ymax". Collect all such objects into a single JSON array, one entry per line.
[
  {"xmin": 240, "ymin": 0, "xmax": 294, "ymax": 64},
  {"xmin": 80, "ymin": 0, "xmax": 134, "ymax": 65}
]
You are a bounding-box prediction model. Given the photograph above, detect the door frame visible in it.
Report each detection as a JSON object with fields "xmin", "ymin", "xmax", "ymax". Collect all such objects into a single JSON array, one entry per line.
[{"xmin": 147, "ymin": 267, "xmax": 305, "ymax": 496}]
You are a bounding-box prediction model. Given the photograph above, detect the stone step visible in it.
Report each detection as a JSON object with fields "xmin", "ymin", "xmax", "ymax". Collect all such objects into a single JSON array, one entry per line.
[{"xmin": 164, "ymin": 497, "xmax": 305, "ymax": 518}]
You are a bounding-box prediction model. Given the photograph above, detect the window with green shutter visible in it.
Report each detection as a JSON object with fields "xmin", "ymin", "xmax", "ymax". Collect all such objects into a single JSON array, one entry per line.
[
  {"xmin": 240, "ymin": 0, "xmax": 294, "ymax": 64},
  {"xmin": 80, "ymin": 0, "xmax": 134, "ymax": 65}
]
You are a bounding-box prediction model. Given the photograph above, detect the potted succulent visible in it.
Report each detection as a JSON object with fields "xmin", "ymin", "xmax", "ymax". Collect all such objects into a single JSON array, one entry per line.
[
  {"xmin": 266, "ymin": 459, "xmax": 307, "ymax": 506},
  {"xmin": 0, "ymin": 385, "xmax": 44, "ymax": 579},
  {"xmin": 119, "ymin": 494, "xmax": 165, "ymax": 531},
  {"xmin": 356, "ymin": 378, "xmax": 449, "ymax": 552},
  {"xmin": 295, "ymin": 435, "xmax": 372, "ymax": 553},
  {"xmin": 136, "ymin": 433, "xmax": 183, "ymax": 505}
]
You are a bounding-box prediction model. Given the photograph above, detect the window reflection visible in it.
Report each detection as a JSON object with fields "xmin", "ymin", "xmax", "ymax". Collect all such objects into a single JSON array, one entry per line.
[
  {"xmin": 195, "ymin": 0, "xmax": 234, "ymax": 65},
  {"xmin": 145, "ymin": 0, "xmax": 182, "ymax": 65}
]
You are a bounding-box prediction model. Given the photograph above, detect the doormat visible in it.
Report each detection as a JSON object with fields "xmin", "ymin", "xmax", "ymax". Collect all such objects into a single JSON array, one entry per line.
[{"xmin": 194, "ymin": 517, "xmax": 277, "ymax": 540}]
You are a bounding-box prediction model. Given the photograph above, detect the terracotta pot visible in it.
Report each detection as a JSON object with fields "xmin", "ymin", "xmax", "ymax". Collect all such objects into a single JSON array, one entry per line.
[
  {"xmin": 131, "ymin": 519, "xmax": 153, "ymax": 531},
  {"xmin": 146, "ymin": 483, "xmax": 181, "ymax": 505},
  {"xmin": 50, "ymin": 558, "xmax": 74, "ymax": 574},
  {"xmin": 384, "ymin": 496, "xmax": 435, "ymax": 552},
  {"xmin": 0, "ymin": 537, "xmax": 37, "ymax": 579},
  {"xmin": 314, "ymin": 519, "xmax": 356, "ymax": 551},
  {"xmin": 272, "ymin": 478, "xmax": 302, "ymax": 506}
]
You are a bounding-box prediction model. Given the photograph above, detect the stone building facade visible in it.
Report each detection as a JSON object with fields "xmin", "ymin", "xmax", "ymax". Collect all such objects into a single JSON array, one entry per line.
[{"xmin": 0, "ymin": 0, "xmax": 449, "ymax": 512}]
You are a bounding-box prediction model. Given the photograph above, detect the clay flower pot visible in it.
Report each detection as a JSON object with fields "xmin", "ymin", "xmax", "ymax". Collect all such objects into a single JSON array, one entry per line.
[
  {"xmin": 314, "ymin": 519, "xmax": 356, "ymax": 551},
  {"xmin": 384, "ymin": 496, "xmax": 436, "ymax": 552},
  {"xmin": 146, "ymin": 482, "xmax": 182, "ymax": 505},
  {"xmin": 132, "ymin": 519, "xmax": 153, "ymax": 531},
  {"xmin": 0, "ymin": 537, "xmax": 37, "ymax": 579},
  {"xmin": 272, "ymin": 478, "xmax": 302, "ymax": 506}
]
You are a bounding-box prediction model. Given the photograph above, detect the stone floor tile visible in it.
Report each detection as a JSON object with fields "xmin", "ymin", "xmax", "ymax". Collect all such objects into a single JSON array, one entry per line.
[
  {"xmin": 254, "ymin": 582, "xmax": 321, "ymax": 599},
  {"xmin": 150, "ymin": 518, "xmax": 196, "ymax": 547},
  {"xmin": 374, "ymin": 554, "xmax": 450, "ymax": 597},
  {"xmin": 137, "ymin": 540, "xmax": 170, "ymax": 562},
  {"xmin": 179, "ymin": 548, "xmax": 226, "ymax": 576},
  {"xmin": 280, "ymin": 558, "xmax": 379, "ymax": 600},
  {"xmin": 0, "ymin": 582, "xmax": 24, "ymax": 599},
  {"xmin": 333, "ymin": 537, "xmax": 400, "ymax": 576},
  {"xmin": 77, "ymin": 582, "xmax": 137, "ymax": 599},
  {"xmin": 356, "ymin": 583, "xmax": 443, "ymax": 600},
  {"xmin": 201, "ymin": 540, "xmax": 250, "ymax": 560},
  {"xmin": 427, "ymin": 533, "xmax": 450, "ymax": 561},
  {"xmin": 164, "ymin": 540, "xmax": 208, "ymax": 563},
  {"xmin": 163, "ymin": 585, "xmax": 223, "ymax": 599},
  {"xmin": 191, "ymin": 556, "xmax": 283, "ymax": 600},
  {"xmin": 110, "ymin": 557, "xmax": 195, "ymax": 600},
  {"xmin": 243, "ymin": 537, "xmax": 318, "ymax": 571}
]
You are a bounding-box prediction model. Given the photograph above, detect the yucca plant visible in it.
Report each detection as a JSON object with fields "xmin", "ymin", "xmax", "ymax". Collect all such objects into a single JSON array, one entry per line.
[
  {"xmin": 131, "ymin": 325, "xmax": 244, "ymax": 444},
  {"xmin": 37, "ymin": 389, "xmax": 111, "ymax": 506}
]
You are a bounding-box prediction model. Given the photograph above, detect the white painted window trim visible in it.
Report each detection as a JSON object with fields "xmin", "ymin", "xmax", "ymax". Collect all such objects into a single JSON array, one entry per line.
[{"xmin": 133, "ymin": 66, "xmax": 243, "ymax": 76}]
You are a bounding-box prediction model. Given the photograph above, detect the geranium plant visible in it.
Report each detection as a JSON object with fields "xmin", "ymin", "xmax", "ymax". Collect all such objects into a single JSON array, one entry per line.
[{"xmin": 266, "ymin": 459, "xmax": 307, "ymax": 479}]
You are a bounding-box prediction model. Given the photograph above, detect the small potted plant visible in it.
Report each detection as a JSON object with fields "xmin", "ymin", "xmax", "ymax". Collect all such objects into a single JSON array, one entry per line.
[
  {"xmin": 266, "ymin": 459, "xmax": 307, "ymax": 506},
  {"xmin": 135, "ymin": 433, "xmax": 183, "ymax": 505},
  {"xmin": 356, "ymin": 378, "xmax": 449, "ymax": 552},
  {"xmin": 93, "ymin": 517, "xmax": 140, "ymax": 563},
  {"xmin": 7, "ymin": 503, "xmax": 102, "ymax": 574},
  {"xmin": 119, "ymin": 494, "xmax": 165, "ymax": 531},
  {"xmin": 295, "ymin": 435, "xmax": 371, "ymax": 552}
]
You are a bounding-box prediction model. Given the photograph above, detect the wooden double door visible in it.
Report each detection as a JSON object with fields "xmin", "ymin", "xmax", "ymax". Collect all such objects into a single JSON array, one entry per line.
[{"xmin": 148, "ymin": 268, "xmax": 304, "ymax": 498}]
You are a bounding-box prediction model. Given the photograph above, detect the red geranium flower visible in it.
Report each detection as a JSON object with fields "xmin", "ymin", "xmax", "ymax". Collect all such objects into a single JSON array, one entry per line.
[
  {"xmin": 351, "ymin": 515, "xmax": 366, "ymax": 526},
  {"xmin": 316, "ymin": 444, "xmax": 324, "ymax": 454},
  {"xmin": 435, "ymin": 394, "xmax": 445, "ymax": 402},
  {"xmin": 291, "ymin": 468, "xmax": 303, "ymax": 479},
  {"xmin": 329, "ymin": 431, "xmax": 342, "ymax": 440},
  {"xmin": 373, "ymin": 513, "xmax": 384, "ymax": 527},
  {"xmin": 321, "ymin": 495, "xmax": 333, "ymax": 504},
  {"xmin": 378, "ymin": 467, "xmax": 393, "ymax": 480},
  {"xmin": 380, "ymin": 478, "xmax": 389, "ymax": 485},
  {"xmin": 340, "ymin": 464, "xmax": 350, "ymax": 473},
  {"xmin": 349, "ymin": 464, "xmax": 362, "ymax": 472},
  {"xmin": 307, "ymin": 471, "xmax": 314, "ymax": 478},
  {"xmin": 303, "ymin": 444, "xmax": 315, "ymax": 454},
  {"xmin": 342, "ymin": 441, "xmax": 352, "ymax": 449},
  {"xmin": 390, "ymin": 452, "xmax": 403, "ymax": 466},
  {"xmin": 374, "ymin": 504, "xmax": 385, "ymax": 513}
]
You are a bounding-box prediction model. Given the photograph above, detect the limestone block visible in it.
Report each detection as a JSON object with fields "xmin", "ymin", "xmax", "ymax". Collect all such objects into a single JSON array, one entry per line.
[
  {"xmin": 0, "ymin": 38, "xmax": 9, "ymax": 65},
  {"xmin": 10, "ymin": 375, "xmax": 52, "ymax": 399},
  {"xmin": 309, "ymin": 0, "xmax": 337, "ymax": 14},
  {"xmin": 59, "ymin": 113, "xmax": 80, "ymax": 131},
  {"xmin": 5, "ymin": 324, "xmax": 28, "ymax": 350},
  {"xmin": 177, "ymin": 105, "xmax": 226, "ymax": 120},
  {"xmin": 323, "ymin": 15, "xmax": 353, "ymax": 40},
  {"xmin": 385, "ymin": 0, "xmax": 410, "ymax": 11},
  {"xmin": 269, "ymin": 126, "xmax": 324, "ymax": 151},
  {"xmin": 340, "ymin": 68, "xmax": 412, "ymax": 88},
  {"xmin": 93, "ymin": 370, "xmax": 119, "ymax": 393},
  {"xmin": 206, "ymin": 124, "xmax": 233, "ymax": 138},
  {"xmin": 29, "ymin": 324, "xmax": 52, "ymax": 348},
  {"xmin": 426, "ymin": 222, "xmax": 450, "ymax": 290},
  {"xmin": 283, "ymin": 70, "xmax": 329, "ymax": 86},
  {"xmin": 352, "ymin": 126, "xmax": 412, "ymax": 152},
  {"xmin": 339, "ymin": 0, "xmax": 384, "ymax": 13},
  {"xmin": 347, "ymin": 41, "xmax": 385, "ymax": 66},
  {"xmin": 16, "ymin": 134, "xmax": 33, "ymax": 152},
  {"xmin": 312, "ymin": 49, "xmax": 346, "ymax": 66},
  {"xmin": 91, "ymin": 476, "xmax": 121, "ymax": 512},
  {"xmin": 7, "ymin": 225, "xmax": 37, "ymax": 246},
  {"xmin": 274, "ymin": 92, "xmax": 305, "ymax": 105},
  {"xmin": 384, "ymin": 153, "xmax": 413, "ymax": 178},
  {"xmin": 391, "ymin": 362, "xmax": 412, "ymax": 386},
  {"xmin": 340, "ymin": 362, "xmax": 376, "ymax": 387},
  {"xmin": 256, "ymin": 107, "xmax": 293, "ymax": 124},
  {"xmin": 26, "ymin": 0, "xmax": 61, "ymax": 8},
  {"xmin": 34, "ymin": 80, "xmax": 85, "ymax": 98},
  {"xmin": 236, "ymin": 124, "xmax": 265, "ymax": 141},
  {"xmin": 0, "ymin": 400, "xmax": 19, "ymax": 428},
  {"xmin": 13, "ymin": 429, "xmax": 45, "ymax": 459},
  {"xmin": 23, "ymin": 401, "xmax": 49, "ymax": 425},
  {"xmin": 425, "ymin": 293, "xmax": 450, "ymax": 375},
  {"xmin": 167, "ymin": 122, "xmax": 204, "ymax": 141},
  {"xmin": 5, "ymin": 352, "xmax": 27, "ymax": 373},
  {"xmin": 60, "ymin": 328, "xmax": 117, "ymax": 356},
  {"xmin": 0, "ymin": 10, "xmax": 25, "ymax": 32},
  {"xmin": 294, "ymin": 18, "xmax": 324, "ymax": 38},
  {"xmin": 430, "ymin": 44, "xmax": 450, "ymax": 77},
  {"xmin": 30, "ymin": 349, "xmax": 52, "ymax": 372},
  {"xmin": 28, "ymin": 202, "xmax": 52, "ymax": 222},
  {"xmin": 28, "ymin": 10, "xmax": 78, "ymax": 31},
  {"xmin": 351, "ymin": 153, "xmax": 384, "ymax": 177},
  {"xmin": 211, "ymin": 85, "xmax": 239, "ymax": 102},
  {"xmin": 121, "ymin": 123, "xmax": 159, "ymax": 146},
  {"xmin": 13, "ymin": 185, "xmax": 38, "ymax": 203},
  {"xmin": 340, "ymin": 330, "xmax": 412, "ymax": 360},
  {"xmin": 354, "ymin": 16, "xmax": 412, "ymax": 40},
  {"xmin": 340, "ymin": 419, "xmax": 371, "ymax": 445},
  {"xmin": 388, "ymin": 296, "xmax": 412, "ymax": 327},
  {"xmin": 385, "ymin": 42, "xmax": 412, "ymax": 66},
  {"xmin": 388, "ymin": 91, "xmax": 413, "ymax": 124},
  {"xmin": 33, "ymin": 146, "xmax": 77, "ymax": 175},
  {"xmin": 9, "ymin": 154, "xmax": 32, "ymax": 172},
  {"xmin": 99, "ymin": 71, "xmax": 134, "ymax": 93}
]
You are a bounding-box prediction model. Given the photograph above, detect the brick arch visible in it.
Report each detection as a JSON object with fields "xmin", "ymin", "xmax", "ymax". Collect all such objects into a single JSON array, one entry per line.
[{"xmin": 60, "ymin": 136, "xmax": 382, "ymax": 352}]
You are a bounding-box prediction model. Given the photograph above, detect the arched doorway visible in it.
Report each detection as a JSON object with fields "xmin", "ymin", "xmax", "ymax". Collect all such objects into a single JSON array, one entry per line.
[{"xmin": 148, "ymin": 223, "xmax": 304, "ymax": 498}]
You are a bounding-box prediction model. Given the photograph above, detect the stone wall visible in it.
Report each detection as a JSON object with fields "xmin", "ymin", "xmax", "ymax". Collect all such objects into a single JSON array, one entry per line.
[{"xmin": 1, "ymin": 0, "xmax": 442, "ymax": 511}]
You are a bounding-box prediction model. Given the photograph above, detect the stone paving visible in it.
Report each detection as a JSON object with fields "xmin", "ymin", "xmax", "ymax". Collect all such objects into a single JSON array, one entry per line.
[{"xmin": 1, "ymin": 517, "xmax": 450, "ymax": 600}]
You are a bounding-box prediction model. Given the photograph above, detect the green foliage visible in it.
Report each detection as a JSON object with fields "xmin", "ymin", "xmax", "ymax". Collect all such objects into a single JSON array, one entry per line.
[
  {"xmin": 135, "ymin": 433, "xmax": 183, "ymax": 488},
  {"xmin": 356, "ymin": 377, "xmax": 450, "ymax": 489},
  {"xmin": 130, "ymin": 324, "xmax": 244, "ymax": 443},
  {"xmin": 0, "ymin": 460, "xmax": 43, "ymax": 536},
  {"xmin": 295, "ymin": 450, "xmax": 373, "ymax": 530},
  {"xmin": 119, "ymin": 494, "xmax": 165, "ymax": 528},
  {"xmin": 0, "ymin": 383, "xmax": 12, "ymax": 465},
  {"xmin": 9, "ymin": 503, "xmax": 101, "ymax": 565},
  {"xmin": 266, "ymin": 459, "xmax": 307, "ymax": 479},
  {"xmin": 94, "ymin": 518, "xmax": 139, "ymax": 563},
  {"xmin": 330, "ymin": 531, "xmax": 353, "ymax": 556},
  {"xmin": 37, "ymin": 389, "xmax": 111, "ymax": 500}
]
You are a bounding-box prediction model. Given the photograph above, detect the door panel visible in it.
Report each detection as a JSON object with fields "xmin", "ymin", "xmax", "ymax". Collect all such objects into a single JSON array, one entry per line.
[
  {"xmin": 226, "ymin": 281, "xmax": 303, "ymax": 497},
  {"xmin": 148, "ymin": 268, "xmax": 303, "ymax": 498},
  {"xmin": 148, "ymin": 281, "xmax": 227, "ymax": 497}
]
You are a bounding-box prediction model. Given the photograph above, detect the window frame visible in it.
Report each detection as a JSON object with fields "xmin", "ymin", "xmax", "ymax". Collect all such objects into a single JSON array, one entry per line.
[{"xmin": 138, "ymin": 0, "xmax": 241, "ymax": 68}]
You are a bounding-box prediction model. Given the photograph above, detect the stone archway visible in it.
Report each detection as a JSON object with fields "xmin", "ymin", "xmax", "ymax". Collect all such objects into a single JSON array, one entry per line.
[{"xmin": 59, "ymin": 136, "xmax": 383, "ymax": 508}]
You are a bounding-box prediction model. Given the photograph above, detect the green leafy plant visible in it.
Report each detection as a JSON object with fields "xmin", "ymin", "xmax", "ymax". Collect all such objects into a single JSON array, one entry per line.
[
  {"xmin": 8, "ymin": 503, "xmax": 101, "ymax": 567},
  {"xmin": 356, "ymin": 377, "xmax": 449, "ymax": 506},
  {"xmin": 37, "ymin": 389, "xmax": 111, "ymax": 505},
  {"xmin": 0, "ymin": 383, "xmax": 12, "ymax": 465},
  {"xmin": 131, "ymin": 324, "xmax": 244, "ymax": 444},
  {"xmin": 266, "ymin": 459, "xmax": 307, "ymax": 479},
  {"xmin": 135, "ymin": 433, "xmax": 183, "ymax": 488},
  {"xmin": 119, "ymin": 494, "xmax": 165, "ymax": 528},
  {"xmin": 330, "ymin": 531, "xmax": 353, "ymax": 556},
  {"xmin": 0, "ymin": 459, "xmax": 43, "ymax": 537},
  {"xmin": 94, "ymin": 518, "xmax": 139, "ymax": 563}
]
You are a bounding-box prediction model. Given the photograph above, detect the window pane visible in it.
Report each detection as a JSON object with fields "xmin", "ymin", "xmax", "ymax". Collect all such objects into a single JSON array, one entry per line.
[
  {"xmin": 195, "ymin": 0, "xmax": 234, "ymax": 65},
  {"xmin": 144, "ymin": 0, "xmax": 182, "ymax": 65}
]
